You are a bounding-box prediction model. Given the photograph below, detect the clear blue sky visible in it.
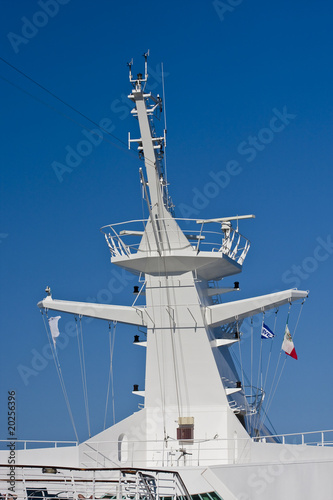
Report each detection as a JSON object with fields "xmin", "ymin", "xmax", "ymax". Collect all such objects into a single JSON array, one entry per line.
[{"xmin": 0, "ymin": 0, "xmax": 332, "ymax": 444}]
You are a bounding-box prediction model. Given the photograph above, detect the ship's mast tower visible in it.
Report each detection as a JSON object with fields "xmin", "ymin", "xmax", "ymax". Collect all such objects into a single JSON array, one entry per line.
[{"xmin": 38, "ymin": 55, "xmax": 308, "ymax": 467}]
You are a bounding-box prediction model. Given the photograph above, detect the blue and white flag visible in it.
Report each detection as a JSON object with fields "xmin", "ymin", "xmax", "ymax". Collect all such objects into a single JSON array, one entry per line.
[{"xmin": 261, "ymin": 323, "xmax": 275, "ymax": 339}]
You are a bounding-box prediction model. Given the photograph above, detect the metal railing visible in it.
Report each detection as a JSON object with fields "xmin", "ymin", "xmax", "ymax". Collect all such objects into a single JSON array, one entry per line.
[
  {"xmin": 81, "ymin": 429, "xmax": 333, "ymax": 469},
  {"xmin": 100, "ymin": 218, "xmax": 250, "ymax": 265},
  {"xmin": 253, "ymin": 429, "xmax": 333, "ymax": 446},
  {"xmin": 0, "ymin": 440, "xmax": 78, "ymax": 451},
  {"xmin": 0, "ymin": 465, "xmax": 190, "ymax": 500},
  {"xmin": 80, "ymin": 437, "xmax": 251, "ymax": 468}
]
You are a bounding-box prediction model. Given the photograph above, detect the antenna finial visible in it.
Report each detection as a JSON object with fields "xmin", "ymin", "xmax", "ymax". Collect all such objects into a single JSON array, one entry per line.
[
  {"xmin": 127, "ymin": 58, "xmax": 133, "ymax": 81},
  {"xmin": 143, "ymin": 50, "xmax": 150, "ymax": 81}
]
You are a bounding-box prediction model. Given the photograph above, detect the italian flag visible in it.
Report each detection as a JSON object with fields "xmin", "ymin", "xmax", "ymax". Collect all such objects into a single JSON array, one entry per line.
[{"xmin": 281, "ymin": 324, "xmax": 298, "ymax": 360}]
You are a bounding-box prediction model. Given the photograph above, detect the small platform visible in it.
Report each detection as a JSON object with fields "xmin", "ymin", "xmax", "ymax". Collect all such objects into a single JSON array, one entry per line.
[
  {"xmin": 111, "ymin": 249, "xmax": 242, "ymax": 280},
  {"xmin": 101, "ymin": 217, "xmax": 250, "ymax": 279}
]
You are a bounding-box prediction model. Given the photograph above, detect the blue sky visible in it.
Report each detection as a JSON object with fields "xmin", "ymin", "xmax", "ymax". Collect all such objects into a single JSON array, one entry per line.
[{"xmin": 0, "ymin": 0, "xmax": 332, "ymax": 444}]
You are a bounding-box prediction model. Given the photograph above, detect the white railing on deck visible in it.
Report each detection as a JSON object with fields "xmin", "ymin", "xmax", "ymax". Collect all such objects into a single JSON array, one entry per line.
[
  {"xmin": 101, "ymin": 218, "xmax": 251, "ymax": 265},
  {"xmin": 253, "ymin": 429, "xmax": 333, "ymax": 446},
  {"xmin": 81, "ymin": 430, "xmax": 333, "ymax": 469},
  {"xmin": 0, "ymin": 439, "xmax": 78, "ymax": 450},
  {"xmin": 0, "ymin": 465, "xmax": 190, "ymax": 500},
  {"xmin": 81, "ymin": 437, "xmax": 251, "ymax": 468}
]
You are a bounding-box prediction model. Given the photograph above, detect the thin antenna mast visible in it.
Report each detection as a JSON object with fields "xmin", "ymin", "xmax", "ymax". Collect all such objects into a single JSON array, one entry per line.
[
  {"xmin": 161, "ymin": 62, "xmax": 173, "ymax": 214},
  {"xmin": 143, "ymin": 50, "xmax": 150, "ymax": 90},
  {"xmin": 161, "ymin": 62, "xmax": 167, "ymax": 178}
]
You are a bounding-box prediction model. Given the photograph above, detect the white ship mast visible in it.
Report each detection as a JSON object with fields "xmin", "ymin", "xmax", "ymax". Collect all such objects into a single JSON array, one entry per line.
[
  {"xmin": 37, "ymin": 54, "xmax": 308, "ymax": 465},
  {"xmin": 2, "ymin": 53, "xmax": 333, "ymax": 500}
]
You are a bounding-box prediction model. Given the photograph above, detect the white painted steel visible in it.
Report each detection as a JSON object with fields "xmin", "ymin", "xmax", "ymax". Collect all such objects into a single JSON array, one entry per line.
[
  {"xmin": 205, "ymin": 289, "xmax": 308, "ymax": 327},
  {"xmin": 196, "ymin": 214, "xmax": 256, "ymax": 224},
  {"xmin": 38, "ymin": 297, "xmax": 146, "ymax": 326}
]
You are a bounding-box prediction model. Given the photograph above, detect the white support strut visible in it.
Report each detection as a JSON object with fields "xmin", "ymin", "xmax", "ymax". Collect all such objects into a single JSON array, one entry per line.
[
  {"xmin": 205, "ymin": 289, "xmax": 308, "ymax": 327},
  {"xmin": 38, "ymin": 297, "xmax": 147, "ymax": 326}
]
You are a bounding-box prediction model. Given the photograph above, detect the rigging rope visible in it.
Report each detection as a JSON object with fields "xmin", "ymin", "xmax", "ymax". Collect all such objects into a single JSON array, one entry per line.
[
  {"xmin": 154, "ymin": 215, "xmax": 183, "ymax": 425},
  {"xmin": 261, "ymin": 303, "xmax": 291, "ymax": 419},
  {"xmin": 154, "ymin": 250, "xmax": 181, "ymax": 438},
  {"xmin": 259, "ymin": 300, "xmax": 305, "ymax": 433},
  {"xmin": 255, "ymin": 312, "xmax": 264, "ymax": 409},
  {"xmin": 75, "ymin": 316, "xmax": 91, "ymax": 438},
  {"xmin": 154, "ymin": 317, "xmax": 168, "ymax": 441},
  {"xmin": 259, "ymin": 405, "xmax": 279, "ymax": 437},
  {"xmin": 250, "ymin": 317, "xmax": 253, "ymax": 396},
  {"xmin": 161, "ymin": 62, "xmax": 169, "ymax": 200},
  {"xmin": 41, "ymin": 310, "xmax": 79, "ymax": 442},
  {"xmin": 164, "ymin": 271, "xmax": 181, "ymax": 425},
  {"xmin": 0, "ymin": 57, "xmax": 158, "ymax": 170},
  {"xmin": 249, "ymin": 317, "xmax": 254, "ymax": 429},
  {"xmin": 262, "ymin": 357, "xmax": 287, "ymax": 430},
  {"xmin": 237, "ymin": 322, "xmax": 246, "ymax": 405},
  {"xmin": 291, "ymin": 299, "xmax": 306, "ymax": 341},
  {"xmin": 230, "ymin": 341, "xmax": 254, "ymax": 420},
  {"xmin": 104, "ymin": 321, "xmax": 116, "ymax": 430},
  {"xmin": 262, "ymin": 309, "xmax": 278, "ymax": 398}
]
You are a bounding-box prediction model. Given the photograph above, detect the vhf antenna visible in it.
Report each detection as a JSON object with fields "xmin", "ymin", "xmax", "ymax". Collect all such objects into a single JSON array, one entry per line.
[
  {"xmin": 143, "ymin": 50, "xmax": 149, "ymax": 79},
  {"xmin": 142, "ymin": 50, "xmax": 149, "ymax": 91}
]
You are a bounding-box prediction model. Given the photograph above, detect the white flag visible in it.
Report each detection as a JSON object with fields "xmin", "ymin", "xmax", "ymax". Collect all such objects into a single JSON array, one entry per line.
[{"xmin": 48, "ymin": 316, "xmax": 61, "ymax": 347}]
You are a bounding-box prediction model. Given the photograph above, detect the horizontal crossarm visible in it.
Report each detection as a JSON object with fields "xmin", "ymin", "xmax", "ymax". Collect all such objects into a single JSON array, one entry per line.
[
  {"xmin": 205, "ymin": 289, "xmax": 308, "ymax": 327},
  {"xmin": 38, "ymin": 297, "xmax": 147, "ymax": 326}
]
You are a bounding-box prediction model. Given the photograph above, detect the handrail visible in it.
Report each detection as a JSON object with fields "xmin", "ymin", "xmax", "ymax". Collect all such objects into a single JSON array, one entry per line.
[
  {"xmin": 76, "ymin": 430, "xmax": 333, "ymax": 468},
  {"xmin": 0, "ymin": 465, "xmax": 190, "ymax": 500},
  {"xmin": 101, "ymin": 217, "xmax": 251, "ymax": 264},
  {"xmin": 252, "ymin": 429, "xmax": 333, "ymax": 443},
  {"xmin": 83, "ymin": 429, "xmax": 333, "ymax": 446},
  {"xmin": 0, "ymin": 439, "xmax": 78, "ymax": 450}
]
